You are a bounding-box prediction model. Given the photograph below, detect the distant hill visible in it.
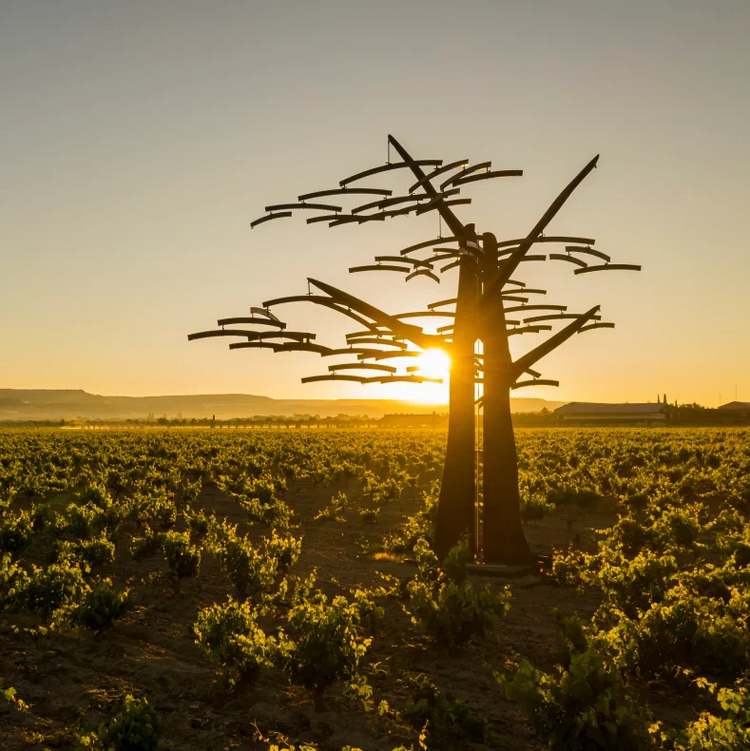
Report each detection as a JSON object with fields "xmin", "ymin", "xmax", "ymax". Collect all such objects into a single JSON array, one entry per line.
[{"xmin": 0, "ymin": 389, "xmax": 566, "ymax": 421}]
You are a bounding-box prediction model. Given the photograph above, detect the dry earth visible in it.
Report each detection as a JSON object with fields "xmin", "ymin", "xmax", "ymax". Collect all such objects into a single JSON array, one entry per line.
[{"xmin": 1, "ymin": 478, "xmax": 619, "ymax": 751}]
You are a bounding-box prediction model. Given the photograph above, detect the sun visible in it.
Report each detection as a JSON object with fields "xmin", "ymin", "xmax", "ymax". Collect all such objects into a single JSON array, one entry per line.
[
  {"xmin": 378, "ymin": 348, "xmax": 451, "ymax": 405},
  {"xmin": 415, "ymin": 348, "xmax": 452, "ymax": 382}
]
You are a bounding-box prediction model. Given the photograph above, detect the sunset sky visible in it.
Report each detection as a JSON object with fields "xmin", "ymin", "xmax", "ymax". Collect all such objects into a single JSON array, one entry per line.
[{"xmin": 2, "ymin": 1, "xmax": 748, "ymax": 407}]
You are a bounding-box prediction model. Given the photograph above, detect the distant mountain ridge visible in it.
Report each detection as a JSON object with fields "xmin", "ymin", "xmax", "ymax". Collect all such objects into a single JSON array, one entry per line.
[{"xmin": 0, "ymin": 389, "xmax": 566, "ymax": 420}]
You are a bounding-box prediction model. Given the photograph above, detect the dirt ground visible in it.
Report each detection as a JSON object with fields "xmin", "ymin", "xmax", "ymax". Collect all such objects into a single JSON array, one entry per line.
[{"xmin": 0, "ymin": 478, "xmax": 619, "ymax": 751}]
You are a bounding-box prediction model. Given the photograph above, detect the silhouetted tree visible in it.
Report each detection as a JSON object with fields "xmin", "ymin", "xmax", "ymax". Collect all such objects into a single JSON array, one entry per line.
[{"xmin": 190, "ymin": 136, "xmax": 639, "ymax": 564}]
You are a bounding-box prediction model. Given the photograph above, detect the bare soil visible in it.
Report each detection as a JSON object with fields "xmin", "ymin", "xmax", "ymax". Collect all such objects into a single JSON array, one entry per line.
[{"xmin": 0, "ymin": 479, "xmax": 618, "ymax": 751}]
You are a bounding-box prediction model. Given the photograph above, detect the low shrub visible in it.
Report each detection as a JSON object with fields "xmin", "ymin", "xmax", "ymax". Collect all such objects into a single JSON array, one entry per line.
[
  {"xmin": 194, "ymin": 597, "xmax": 275, "ymax": 689},
  {"xmin": 162, "ymin": 530, "xmax": 201, "ymax": 594},
  {"xmin": 84, "ymin": 694, "xmax": 161, "ymax": 751},
  {"xmin": 280, "ymin": 580, "xmax": 372, "ymax": 711},
  {"xmin": 496, "ymin": 614, "xmax": 651, "ymax": 750},
  {"xmin": 73, "ymin": 579, "xmax": 132, "ymax": 631},
  {"xmin": 407, "ymin": 538, "xmax": 510, "ymax": 649}
]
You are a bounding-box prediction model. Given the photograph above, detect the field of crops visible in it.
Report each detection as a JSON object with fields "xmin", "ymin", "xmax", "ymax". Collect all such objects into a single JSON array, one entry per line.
[{"xmin": 1, "ymin": 427, "xmax": 748, "ymax": 750}]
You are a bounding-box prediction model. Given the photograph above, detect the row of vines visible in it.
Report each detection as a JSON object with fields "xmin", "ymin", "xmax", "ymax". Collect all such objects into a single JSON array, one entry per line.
[{"xmin": 1, "ymin": 427, "xmax": 748, "ymax": 749}]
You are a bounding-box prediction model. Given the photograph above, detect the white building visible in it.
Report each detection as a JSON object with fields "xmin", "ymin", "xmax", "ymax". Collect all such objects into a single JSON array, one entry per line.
[{"xmin": 554, "ymin": 402, "xmax": 669, "ymax": 423}]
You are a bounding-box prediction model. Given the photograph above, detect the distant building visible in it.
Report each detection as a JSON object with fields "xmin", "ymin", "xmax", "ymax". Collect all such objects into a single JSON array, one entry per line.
[
  {"xmin": 554, "ymin": 402, "xmax": 669, "ymax": 424},
  {"xmin": 718, "ymin": 401, "xmax": 750, "ymax": 416}
]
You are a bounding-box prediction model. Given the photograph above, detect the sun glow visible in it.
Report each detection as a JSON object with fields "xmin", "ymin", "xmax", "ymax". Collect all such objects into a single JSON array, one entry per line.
[
  {"xmin": 384, "ymin": 348, "xmax": 451, "ymax": 405},
  {"xmin": 416, "ymin": 348, "xmax": 452, "ymax": 382}
]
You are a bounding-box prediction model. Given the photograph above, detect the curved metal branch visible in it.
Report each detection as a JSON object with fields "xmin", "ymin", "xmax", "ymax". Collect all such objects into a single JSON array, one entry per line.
[
  {"xmin": 406, "ymin": 268, "xmax": 440, "ymax": 283},
  {"xmin": 415, "ymin": 197, "xmax": 472, "ymax": 216},
  {"xmin": 374, "ymin": 256, "xmax": 434, "ymax": 268},
  {"xmin": 344, "ymin": 337, "xmax": 407, "ymax": 349},
  {"xmin": 250, "ymin": 306, "xmax": 282, "ymax": 322},
  {"xmin": 340, "ymin": 159, "xmax": 443, "ymax": 187},
  {"xmin": 523, "ymin": 313, "xmax": 602, "ymax": 324},
  {"xmin": 427, "ymin": 298, "xmax": 457, "ymax": 309},
  {"xmin": 216, "ymin": 316, "xmax": 286, "ymax": 329},
  {"xmin": 298, "ymin": 187, "xmax": 392, "ymax": 200},
  {"xmin": 428, "ymin": 251, "xmax": 461, "ymax": 263},
  {"xmin": 364, "ymin": 374, "xmax": 443, "ymax": 385},
  {"xmin": 511, "ymin": 379, "xmax": 560, "ymax": 389},
  {"xmin": 261, "ymin": 294, "xmax": 379, "ymax": 332},
  {"xmin": 452, "ymin": 169, "xmax": 523, "ymax": 187},
  {"xmin": 372, "ymin": 204, "xmax": 445, "ymax": 220},
  {"xmin": 349, "ymin": 264, "xmax": 410, "ymax": 274},
  {"xmin": 394, "ymin": 310, "xmax": 455, "ymax": 319},
  {"xmin": 351, "ymin": 194, "xmax": 430, "ymax": 215},
  {"xmin": 507, "ymin": 325, "xmax": 553, "ymax": 336},
  {"xmin": 221, "ymin": 341, "xmax": 278, "ymax": 351},
  {"xmin": 566, "ymin": 246, "xmax": 611, "ymax": 262},
  {"xmin": 483, "ymin": 153, "xmax": 599, "ymax": 296},
  {"xmin": 510, "ymin": 288, "xmax": 547, "ymax": 296},
  {"xmin": 496, "ymin": 235, "xmax": 597, "ymax": 249},
  {"xmin": 358, "ymin": 350, "xmax": 423, "ymax": 361},
  {"xmin": 265, "ymin": 202, "xmax": 342, "ymax": 213},
  {"xmin": 250, "ymin": 212, "xmax": 292, "ymax": 229},
  {"xmin": 329, "ymin": 362, "xmax": 397, "ymax": 374},
  {"xmin": 387, "ymin": 135, "xmax": 466, "ymax": 237},
  {"xmin": 307, "ymin": 278, "xmax": 439, "ymax": 349},
  {"xmin": 578, "ymin": 322, "xmax": 615, "ymax": 332},
  {"xmin": 302, "ymin": 374, "xmax": 367, "ymax": 384},
  {"xmin": 503, "ymin": 304, "xmax": 567, "ymax": 314},
  {"xmin": 550, "ymin": 253, "xmax": 588, "ymax": 268},
  {"xmin": 382, "ymin": 205, "xmax": 425, "ymax": 219},
  {"xmin": 440, "ymin": 161, "xmax": 492, "ymax": 189},
  {"xmin": 409, "ymin": 159, "xmax": 469, "ymax": 193},
  {"xmin": 306, "ymin": 214, "xmax": 350, "ymax": 225},
  {"xmin": 512, "ymin": 305, "xmax": 601, "ymax": 378},
  {"xmin": 440, "ymin": 260, "xmax": 461, "ymax": 273},
  {"xmin": 574, "ymin": 264, "xmax": 642, "ymax": 275},
  {"xmin": 188, "ymin": 330, "xmax": 315, "ymax": 342},
  {"xmin": 229, "ymin": 341, "xmax": 332, "ymax": 355},
  {"xmin": 330, "ymin": 214, "xmax": 380, "ymax": 226},
  {"xmin": 345, "ymin": 329, "xmax": 394, "ymax": 341},
  {"xmin": 323, "ymin": 347, "xmax": 393, "ymax": 357},
  {"xmin": 399, "ymin": 236, "xmax": 460, "ymax": 256}
]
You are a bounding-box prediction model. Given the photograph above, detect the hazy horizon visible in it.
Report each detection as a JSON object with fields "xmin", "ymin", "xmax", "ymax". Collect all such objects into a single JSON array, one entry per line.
[
  {"xmin": 0, "ymin": 384, "xmax": 705, "ymax": 409},
  {"xmin": 0, "ymin": 387, "xmax": 574, "ymax": 421},
  {"xmin": 2, "ymin": 1, "xmax": 748, "ymax": 407}
]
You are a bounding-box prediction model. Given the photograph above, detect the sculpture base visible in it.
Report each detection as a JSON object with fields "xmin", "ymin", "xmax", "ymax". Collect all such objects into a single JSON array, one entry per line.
[
  {"xmin": 466, "ymin": 561, "xmax": 540, "ymax": 578},
  {"xmin": 400, "ymin": 558, "xmax": 540, "ymax": 579}
]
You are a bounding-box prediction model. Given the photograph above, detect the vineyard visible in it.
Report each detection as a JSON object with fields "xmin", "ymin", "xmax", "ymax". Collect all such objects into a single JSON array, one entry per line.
[{"xmin": 1, "ymin": 427, "xmax": 748, "ymax": 750}]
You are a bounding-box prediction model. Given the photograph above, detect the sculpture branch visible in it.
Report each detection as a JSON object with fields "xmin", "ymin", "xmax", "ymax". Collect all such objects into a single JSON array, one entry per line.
[
  {"xmin": 485, "ymin": 155, "xmax": 600, "ymax": 298},
  {"xmin": 510, "ymin": 305, "xmax": 601, "ymax": 379},
  {"xmin": 191, "ymin": 134, "xmax": 641, "ymax": 565}
]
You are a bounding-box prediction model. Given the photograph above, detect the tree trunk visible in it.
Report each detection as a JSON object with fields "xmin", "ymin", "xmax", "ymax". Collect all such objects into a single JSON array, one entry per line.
[
  {"xmin": 480, "ymin": 233, "xmax": 533, "ymax": 564},
  {"xmin": 433, "ymin": 250, "xmax": 478, "ymax": 560}
]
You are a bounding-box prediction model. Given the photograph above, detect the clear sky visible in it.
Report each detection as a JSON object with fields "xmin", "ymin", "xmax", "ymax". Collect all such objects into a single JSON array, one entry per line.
[{"xmin": 1, "ymin": 1, "xmax": 748, "ymax": 407}]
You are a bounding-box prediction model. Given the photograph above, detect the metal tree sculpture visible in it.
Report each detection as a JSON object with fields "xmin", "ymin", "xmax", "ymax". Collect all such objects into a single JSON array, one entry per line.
[{"xmin": 189, "ymin": 135, "xmax": 640, "ymax": 565}]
